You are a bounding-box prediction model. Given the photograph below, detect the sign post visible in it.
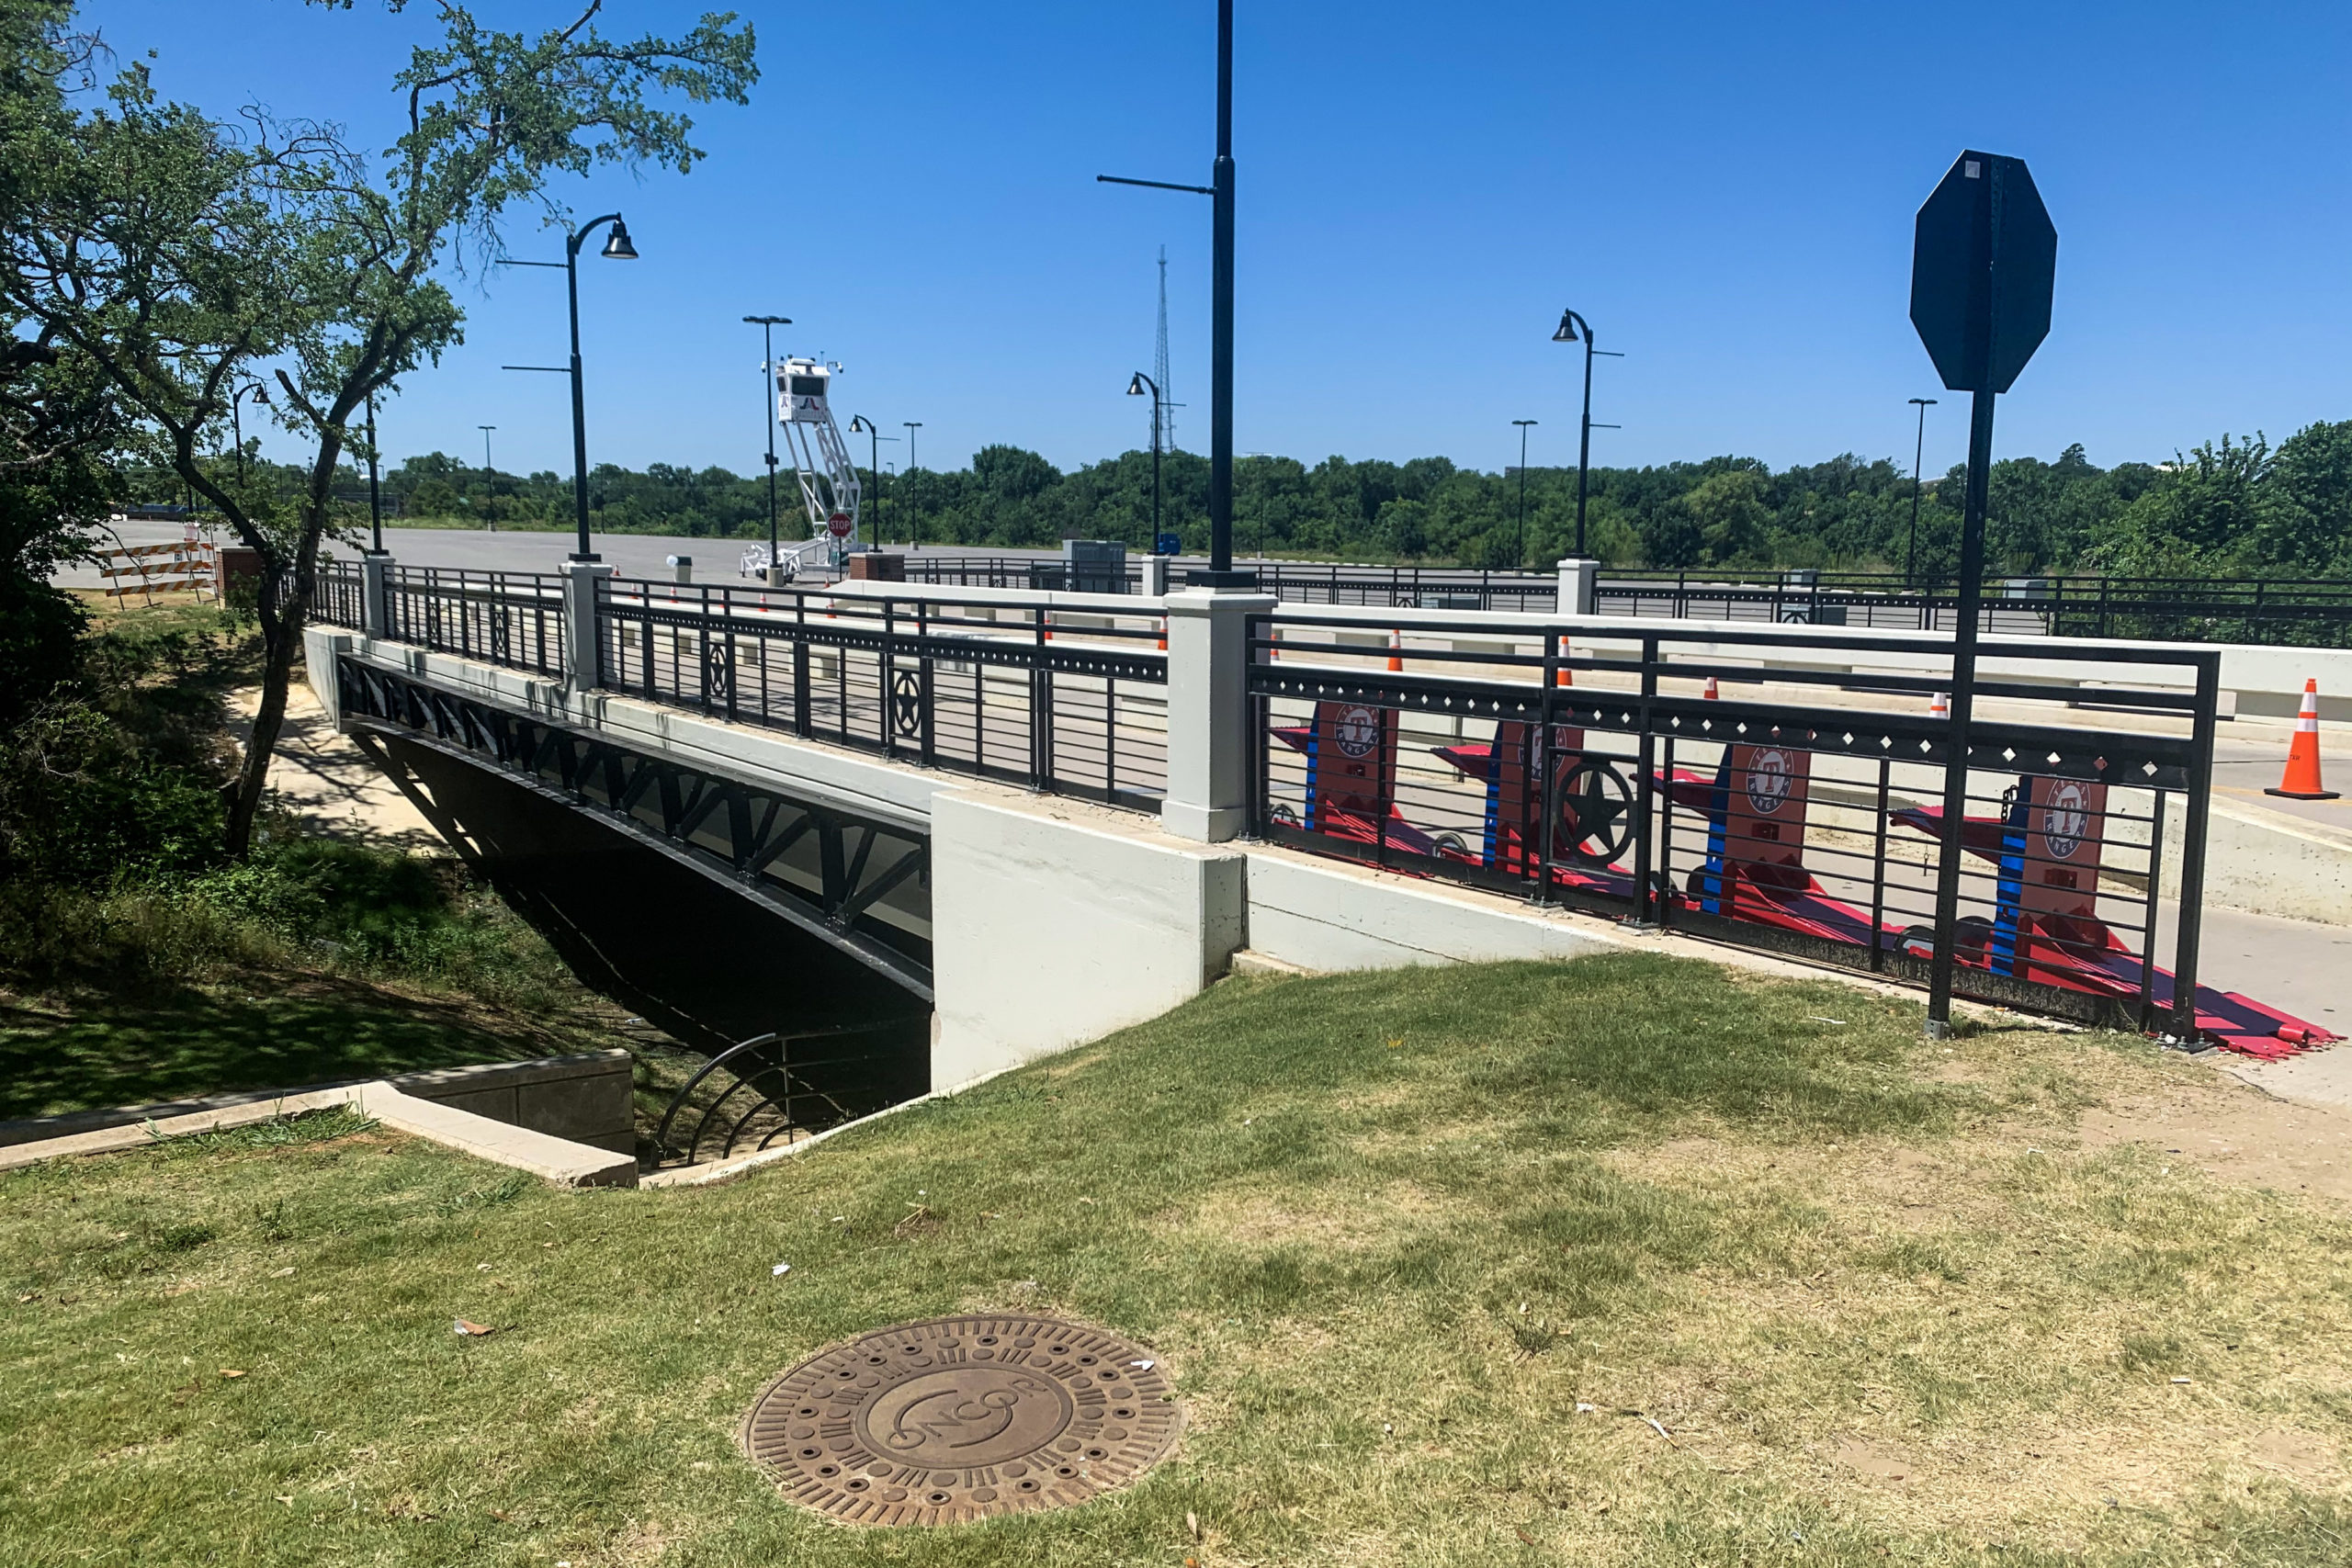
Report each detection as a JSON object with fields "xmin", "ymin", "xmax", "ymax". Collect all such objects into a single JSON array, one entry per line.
[{"xmin": 1909, "ymin": 149, "xmax": 2057, "ymax": 1036}]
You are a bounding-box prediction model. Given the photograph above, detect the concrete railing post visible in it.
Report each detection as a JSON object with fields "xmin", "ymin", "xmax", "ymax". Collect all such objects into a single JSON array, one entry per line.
[
  {"xmin": 560, "ymin": 559, "xmax": 615, "ymax": 693},
  {"xmin": 361, "ymin": 550, "xmax": 391, "ymax": 637},
  {"xmin": 1160, "ymin": 587, "xmax": 1277, "ymax": 842},
  {"xmin": 1555, "ymin": 556, "xmax": 1599, "ymax": 616},
  {"xmin": 1139, "ymin": 554, "xmax": 1171, "ymax": 597}
]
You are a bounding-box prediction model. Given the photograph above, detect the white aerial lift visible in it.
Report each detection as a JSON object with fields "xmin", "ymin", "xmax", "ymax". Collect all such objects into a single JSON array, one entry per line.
[{"xmin": 741, "ymin": 356, "xmax": 863, "ymax": 582}]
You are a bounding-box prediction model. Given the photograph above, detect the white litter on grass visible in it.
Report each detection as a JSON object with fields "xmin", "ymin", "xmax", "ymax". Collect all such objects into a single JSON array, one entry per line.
[
  {"xmin": 772, "ymin": 1262, "xmax": 792, "ymax": 1277},
  {"xmin": 1806, "ymin": 1017, "xmax": 1849, "ymax": 1026},
  {"xmin": 1130, "ymin": 1359, "xmax": 1154, "ymax": 1371},
  {"xmin": 1576, "ymin": 1402, "xmax": 1598, "ymax": 1414}
]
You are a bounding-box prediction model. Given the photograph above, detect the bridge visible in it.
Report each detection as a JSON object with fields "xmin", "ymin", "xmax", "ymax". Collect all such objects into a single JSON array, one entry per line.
[{"xmin": 302, "ymin": 553, "xmax": 2343, "ymax": 1166}]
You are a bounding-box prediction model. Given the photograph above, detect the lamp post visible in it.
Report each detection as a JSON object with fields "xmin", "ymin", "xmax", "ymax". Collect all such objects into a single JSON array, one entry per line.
[
  {"xmin": 901, "ymin": 422, "xmax": 922, "ymax": 543},
  {"xmin": 477, "ymin": 424, "xmax": 497, "ymax": 531},
  {"xmin": 1551, "ymin": 309, "xmax": 1622, "ymax": 559},
  {"xmin": 364, "ymin": 393, "xmax": 384, "ymax": 555},
  {"xmin": 1905, "ymin": 397, "xmax": 1938, "ymax": 588},
  {"xmin": 1510, "ymin": 418, "xmax": 1537, "ymax": 566},
  {"xmin": 1099, "ymin": 0, "xmax": 1245, "ymax": 584},
  {"xmin": 229, "ymin": 381, "xmax": 269, "ymax": 486},
  {"xmin": 1128, "ymin": 371, "xmax": 1165, "ymax": 549},
  {"xmin": 846, "ymin": 417, "xmax": 897, "ymax": 547},
  {"xmin": 497, "ymin": 212, "xmax": 638, "ymax": 561},
  {"xmin": 742, "ymin": 315, "xmax": 791, "ymax": 578}
]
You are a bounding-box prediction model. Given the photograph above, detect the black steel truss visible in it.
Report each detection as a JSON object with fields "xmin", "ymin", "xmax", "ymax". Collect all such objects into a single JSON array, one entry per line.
[{"xmin": 339, "ymin": 657, "xmax": 933, "ymax": 998}]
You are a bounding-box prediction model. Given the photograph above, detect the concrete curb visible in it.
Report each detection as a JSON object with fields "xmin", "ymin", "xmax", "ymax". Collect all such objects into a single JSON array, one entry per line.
[{"xmin": 0, "ymin": 1078, "xmax": 639, "ymax": 1190}]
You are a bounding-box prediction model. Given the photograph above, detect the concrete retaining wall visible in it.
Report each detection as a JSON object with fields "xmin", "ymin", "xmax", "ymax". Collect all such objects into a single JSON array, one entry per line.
[
  {"xmin": 929, "ymin": 789, "xmax": 1245, "ymax": 1089},
  {"xmin": 389, "ymin": 1050, "xmax": 635, "ymax": 1156},
  {"xmin": 1244, "ymin": 846, "xmax": 1627, "ymax": 971}
]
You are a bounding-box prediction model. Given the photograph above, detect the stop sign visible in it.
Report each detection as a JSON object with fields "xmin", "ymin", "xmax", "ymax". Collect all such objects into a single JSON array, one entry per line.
[
  {"xmin": 1910, "ymin": 151, "xmax": 2056, "ymax": 395},
  {"xmin": 827, "ymin": 513, "xmax": 854, "ymax": 538}
]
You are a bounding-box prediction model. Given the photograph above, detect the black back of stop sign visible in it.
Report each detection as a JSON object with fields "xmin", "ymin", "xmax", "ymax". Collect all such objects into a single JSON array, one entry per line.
[{"xmin": 1910, "ymin": 150, "xmax": 2056, "ymax": 394}]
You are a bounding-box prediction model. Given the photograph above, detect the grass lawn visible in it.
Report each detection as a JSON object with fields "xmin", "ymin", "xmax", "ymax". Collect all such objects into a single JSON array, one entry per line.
[
  {"xmin": 0, "ymin": 978, "xmax": 623, "ymax": 1123},
  {"xmin": 4, "ymin": 952, "xmax": 2349, "ymax": 1567}
]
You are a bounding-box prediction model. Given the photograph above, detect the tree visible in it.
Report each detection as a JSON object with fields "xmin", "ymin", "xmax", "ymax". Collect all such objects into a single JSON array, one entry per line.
[{"xmin": 3, "ymin": 1, "xmax": 756, "ymax": 854}]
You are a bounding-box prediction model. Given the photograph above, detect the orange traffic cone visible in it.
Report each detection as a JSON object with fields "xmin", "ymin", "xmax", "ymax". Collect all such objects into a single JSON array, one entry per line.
[
  {"xmin": 2267, "ymin": 679, "xmax": 2340, "ymax": 800},
  {"xmin": 1269, "ymin": 626, "xmax": 1281, "ymax": 662},
  {"xmin": 1702, "ymin": 674, "xmax": 1719, "ymax": 701},
  {"xmin": 1387, "ymin": 627, "xmax": 1403, "ymax": 672},
  {"xmin": 1555, "ymin": 634, "xmax": 1572, "ymax": 687},
  {"xmin": 1930, "ymin": 691, "xmax": 1950, "ymax": 720},
  {"xmin": 1041, "ymin": 609, "xmax": 1053, "ymax": 642},
  {"xmin": 1156, "ymin": 616, "xmax": 1167, "ymax": 651}
]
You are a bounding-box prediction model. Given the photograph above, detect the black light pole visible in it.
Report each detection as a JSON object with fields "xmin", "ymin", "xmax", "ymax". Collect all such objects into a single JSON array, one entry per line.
[
  {"xmin": 847, "ymin": 417, "xmax": 896, "ymax": 547},
  {"xmin": 901, "ymin": 422, "xmax": 922, "ymax": 543},
  {"xmin": 1551, "ymin": 309, "xmax": 1612, "ymax": 558},
  {"xmin": 364, "ymin": 393, "xmax": 384, "ymax": 554},
  {"xmin": 1129, "ymin": 371, "xmax": 1164, "ymax": 547},
  {"xmin": 229, "ymin": 381, "xmax": 270, "ymax": 486},
  {"xmin": 498, "ymin": 212, "xmax": 638, "ymax": 561},
  {"xmin": 477, "ymin": 423, "xmax": 497, "ymax": 531},
  {"xmin": 743, "ymin": 315, "xmax": 791, "ymax": 577},
  {"xmin": 1099, "ymin": 0, "xmax": 1245, "ymax": 583},
  {"xmin": 1905, "ymin": 397, "xmax": 1937, "ymax": 587},
  {"xmin": 1510, "ymin": 418, "xmax": 1537, "ymax": 565}
]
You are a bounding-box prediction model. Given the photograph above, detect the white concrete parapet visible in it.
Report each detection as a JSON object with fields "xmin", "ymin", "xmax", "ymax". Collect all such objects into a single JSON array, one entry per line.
[{"xmin": 1159, "ymin": 587, "xmax": 1276, "ymax": 842}]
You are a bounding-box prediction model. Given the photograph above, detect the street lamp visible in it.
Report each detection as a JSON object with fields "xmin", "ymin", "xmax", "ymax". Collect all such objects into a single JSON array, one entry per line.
[
  {"xmin": 364, "ymin": 393, "xmax": 384, "ymax": 555},
  {"xmin": 901, "ymin": 422, "xmax": 922, "ymax": 543},
  {"xmin": 846, "ymin": 416, "xmax": 897, "ymax": 547},
  {"xmin": 742, "ymin": 314, "xmax": 791, "ymax": 579},
  {"xmin": 1510, "ymin": 418, "xmax": 1537, "ymax": 566},
  {"xmin": 1128, "ymin": 371, "xmax": 1165, "ymax": 549},
  {"xmin": 1906, "ymin": 397, "xmax": 1939, "ymax": 588},
  {"xmin": 1098, "ymin": 0, "xmax": 1247, "ymax": 585},
  {"xmin": 1551, "ymin": 309, "xmax": 1623, "ymax": 559},
  {"xmin": 498, "ymin": 212, "xmax": 639, "ymax": 560},
  {"xmin": 477, "ymin": 424, "xmax": 497, "ymax": 532},
  {"xmin": 229, "ymin": 380, "xmax": 269, "ymax": 486}
]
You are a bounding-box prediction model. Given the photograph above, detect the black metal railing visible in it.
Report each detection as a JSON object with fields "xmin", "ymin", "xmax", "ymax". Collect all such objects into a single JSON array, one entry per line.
[
  {"xmin": 1593, "ymin": 570, "xmax": 2352, "ymax": 646},
  {"xmin": 594, "ymin": 579, "xmax": 1170, "ymax": 811},
  {"xmin": 650, "ymin": 1020, "xmax": 931, "ymax": 1168},
  {"xmin": 898, "ymin": 554, "xmax": 1147, "ymax": 593},
  {"xmin": 308, "ymin": 557, "xmax": 366, "ymax": 628},
  {"xmin": 1248, "ymin": 609, "xmax": 2225, "ymax": 1037},
  {"xmin": 384, "ymin": 567, "xmax": 566, "ymax": 675}
]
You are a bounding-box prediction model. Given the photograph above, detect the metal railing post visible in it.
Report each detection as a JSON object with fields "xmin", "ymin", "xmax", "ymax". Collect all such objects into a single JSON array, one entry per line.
[{"xmin": 2167, "ymin": 653, "xmax": 2222, "ymax": 1043}]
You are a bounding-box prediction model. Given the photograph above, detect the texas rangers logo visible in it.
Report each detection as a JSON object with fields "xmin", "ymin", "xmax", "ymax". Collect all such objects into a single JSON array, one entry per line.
[
  {"xmin": 1333, "ymin": 705, "xmax": 1381, "ymax": 759},
  {"xmin": 2042, "ymin": 780, "xmax": 2089, "ymax": 861},
  {"xmin": 1744, "ymin": 749, "xmax": 1794, "ymax": 815}
]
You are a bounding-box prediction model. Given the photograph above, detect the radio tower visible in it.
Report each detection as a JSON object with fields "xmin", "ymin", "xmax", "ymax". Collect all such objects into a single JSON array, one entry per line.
[{"xmin": 1154, "ymin": 245, "xmax": 1174, "ymax": 449}]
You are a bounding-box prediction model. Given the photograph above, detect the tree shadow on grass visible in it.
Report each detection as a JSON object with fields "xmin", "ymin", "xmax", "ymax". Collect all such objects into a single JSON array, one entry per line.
[{"xmin": 0, "ymin": 975, "xmax": 560, "ymax": 1121}]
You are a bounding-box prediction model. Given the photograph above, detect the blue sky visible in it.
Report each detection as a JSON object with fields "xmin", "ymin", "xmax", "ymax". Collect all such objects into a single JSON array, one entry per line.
[{"xmin": 77, "ymin": 1, "xmax": 2352, "ymax": 484}]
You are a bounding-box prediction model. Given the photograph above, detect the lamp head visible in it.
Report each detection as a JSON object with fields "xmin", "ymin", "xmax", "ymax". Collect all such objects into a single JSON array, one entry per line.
[
  {"xmin": 600, "ymin": 219, "xmax": 638, "ymax": 260},
  {"xmin": 848, "ymin": 415, "xmax": 871, "ymax": 434},
  {"xmin": 1552, "ymin": 310, "xmax": 1582, "ymax": 344},
  {"xmin": 248, "ymin": 384, "xmax": 269, "ymax": 405},
  {"xmin": 1127, "ymin": 373, "xmax": 1148, "ymax": 397},
  {"xmin": 742, "ymin": 313, "xmax": 791, "ymax": 326}
]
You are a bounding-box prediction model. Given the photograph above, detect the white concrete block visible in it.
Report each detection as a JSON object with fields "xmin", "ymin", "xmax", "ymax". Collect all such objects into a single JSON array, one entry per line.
[
  {"xmin": 1244, "ymin": 847, "xmax": 1625, "ymax": 972},
  {"xmin": 931, "ymin": 790, "xmax": 1246, "ymax": 1089}
]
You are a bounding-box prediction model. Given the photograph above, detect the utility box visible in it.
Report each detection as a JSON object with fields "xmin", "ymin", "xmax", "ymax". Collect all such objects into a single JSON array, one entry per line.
[
  {"xmin": 666, "ymin": 554, "xmax": 693, "ymax": 584},
  {"xmin": 1063, "ymin": 538, "xmax": 1127, "ymax": 595},
  {"xmin": 849, "ymin": 552, "xmax": 906, "ymax": 582}
]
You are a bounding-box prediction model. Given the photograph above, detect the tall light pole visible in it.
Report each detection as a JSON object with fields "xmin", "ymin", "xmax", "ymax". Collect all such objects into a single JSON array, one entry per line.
[
  {"xmin": 1905, "ymin": 397, "xmax": 1938, "ymax": 587},
  {"xmin": 477, "ymin": 424, "xmax": 497, "ymax": 532},
  {"xmin": 743, "ymin": 314, "xmax": 791, "ymax": 579},
  {"xmin": 1510, "ymin": 418, "xmax": 1537, "ymax": 566},
  {"xmin": 1099, "ymin": 0, "xmax": 1246, "ymax": 584},
  {"xmin": 228, "ymin": 381, "xmax": 269, "ymax": 487},
  {"xmin": 498, "ymin": 212, "xmax": 638, "ymax": 561},
  {"xmin": 1129, "ymin": 371, "xmax": 1165, "ymax": 549},
  {"xmin": 901, "ymin": 422, "xmax": 922, "ymax": 544},
  {"xmin": 847, "ymin": 416, "xmax": 897, "ymax": 547},
  {"xmin": 1551, "ymin": 309, "xmax": 1622, "ymax": 559},
  {"xmin": 364, "ymin": 393, "xmax": 384, "ymax": 555}
]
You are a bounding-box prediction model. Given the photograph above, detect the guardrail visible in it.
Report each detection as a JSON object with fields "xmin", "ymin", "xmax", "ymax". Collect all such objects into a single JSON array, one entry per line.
[
  {"xmin": 311, "ymin": 560, "xmax": 568, "ymax": 677},
  {"xmin": 1247, "ymin": 608, "xmax": 2224, "ymax": 1036},
  {"xmin": 594, "ymin": 579, "xmax": 1171, "ymax": 811},
  {"xmin": 898, "ymin": 555, "xmax": 1147, "ymax": 593}
]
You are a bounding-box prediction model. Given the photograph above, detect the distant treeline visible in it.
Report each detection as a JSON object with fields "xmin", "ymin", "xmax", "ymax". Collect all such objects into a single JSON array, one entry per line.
[{"xmin": 141, "ymin": 421, "xmax": 2352, "ymax": 580}]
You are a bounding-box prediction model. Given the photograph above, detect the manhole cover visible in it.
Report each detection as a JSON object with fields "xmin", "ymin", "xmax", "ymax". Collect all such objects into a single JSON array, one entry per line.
[{"xmin": 741, "ymin": 1314, "xmax": 1182, "ymax": 1526}]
